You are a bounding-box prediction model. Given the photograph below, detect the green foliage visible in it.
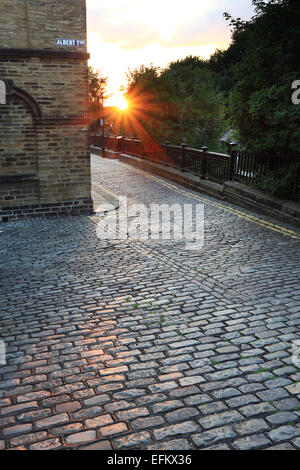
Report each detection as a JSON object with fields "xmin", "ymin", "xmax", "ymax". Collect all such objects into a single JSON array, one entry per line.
[
  {"xmin": 252, "ymin": 162, "xmax": 300, "ymax": 198},
  {"xmin": 88, "ymin": 66, "xmax": 108, "ymax": 129},
  {"xmin": 126, "ymin": 64, "xmax": 161, "ymax": 93},
  {"xmin": 125, "ymin": 57, "xmax": 225, "ymax": 150},
  {"xmin": 159, "ymin": 57, "xmax": 225, "ymax": 148},
  {"xmin": 113, "ymin": 0, "xmax": 300, "ymax": 188},
  {"xmin": 230, "ymin": 79, "xmax": 300, "ymax": 153},
  {"xmin": 211, "ymin": 0, "xmax": 300, "ymax": 155},
  {"xmin": 88, "ymin": 66, "xmax": 107, "ymax": 107}
]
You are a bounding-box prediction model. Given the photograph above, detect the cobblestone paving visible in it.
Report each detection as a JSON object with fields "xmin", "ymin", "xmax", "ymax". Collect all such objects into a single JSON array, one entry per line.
[{"xmin": 0, "ymin": 155, "xmax": 299, "ymax": 450}]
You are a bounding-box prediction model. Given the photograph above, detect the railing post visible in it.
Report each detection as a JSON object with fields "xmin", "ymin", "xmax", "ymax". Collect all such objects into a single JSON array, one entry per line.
[
  {"xmin": 228, "ymin": 142, "xmax": 237, "ymax": 180},
  {"xmin": 181, "ymin": 142, "xmax": 186, "ymax": 171},
  {"xmin": 151, "ymin": 141, "xmax": 155, "ymax": 163},
  {"xmin": 116, "ymin": 135, "xmax": 121, "ymax": 154},
  {"xmin": 121, "ymin": 136, "xmax": 125, "ymax": 154},
  {"xmin": 201, "ymin": 146, "xmax": 208, "ymax": 179},
  {"xmin": 165, "ymin": 141, "xmax": 170, "ymax": 166},
  {"xmin": 294, "ymin": 162, "xmax": 300, "ymax": 200},
  {"xmin": 138, "ymin": 139, "xmax": 142, "ymax": 158},
  {"xmin": 102, "ymin": 135, "xmax": 106, "ymax": 158}
]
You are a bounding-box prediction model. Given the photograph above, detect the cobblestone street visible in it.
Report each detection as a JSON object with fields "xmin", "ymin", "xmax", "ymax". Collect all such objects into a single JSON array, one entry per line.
[{"xmin": 0, "ymin": 155, "xmax": 300, "ymax": 450}]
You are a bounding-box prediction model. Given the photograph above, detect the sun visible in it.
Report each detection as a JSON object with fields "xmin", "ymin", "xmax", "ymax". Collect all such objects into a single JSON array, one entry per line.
[
  {"xmin": 113, "ymin": 94, "xmax": 129, "ymax": 111},
  {"xmin": 116, "ymin": 97, "xmax": 128, "ymax": 111}
]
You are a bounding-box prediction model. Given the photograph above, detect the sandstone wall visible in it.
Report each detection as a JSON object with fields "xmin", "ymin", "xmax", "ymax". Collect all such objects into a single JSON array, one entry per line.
[{"xmin": 0, "ymin": 0, "xmax": 93, "ymax": 220}]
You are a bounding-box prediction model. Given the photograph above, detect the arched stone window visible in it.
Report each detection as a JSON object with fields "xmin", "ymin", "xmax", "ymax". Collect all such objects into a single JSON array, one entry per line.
[{"xmin": 0, "ymin": 80, "xmax": 6, "ymax": 105}]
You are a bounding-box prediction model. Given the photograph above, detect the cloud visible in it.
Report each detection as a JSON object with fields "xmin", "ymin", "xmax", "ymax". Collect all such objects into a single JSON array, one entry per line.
[
  {"xmin": 86, "ymin": 0, "xmax": 255, "ymax": 103},
  {"xmin": 87, "ymin": 3, "xmax": 160, "ymax": 49},
  {"xmin": 161, "ymin": 1, "xmax": 255, "ymax": 48},
  {"xmin": 162, "ymin": 10, "xmax": 230, "ymax": 48},
  {"xmin": 86, "ymin": 0, "xmax": 223, "ymax": 49},
  {"xmin": 87, "ymin": 0, "xmax": 254, "ymax": 52},
  {"xmin": 90, "ymin": 20, "xmax": 160, "ymax": 50}
]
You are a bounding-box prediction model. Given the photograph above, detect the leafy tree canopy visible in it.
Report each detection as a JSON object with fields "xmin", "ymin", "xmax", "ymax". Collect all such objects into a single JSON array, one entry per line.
[
  {"xmin": 113, "ymin": 0, "xmax": 300, "ymax": 157},
  {"xmin": 88, "ymin": 66, "xmax": 109, "ymax": 130},
  {"xmin": 210, "ymin": 0, "xmax": 300, "ymax": 154},
  {"xmin": 125, "ymin": 57, "xmax": 224, "ymax": 150}
]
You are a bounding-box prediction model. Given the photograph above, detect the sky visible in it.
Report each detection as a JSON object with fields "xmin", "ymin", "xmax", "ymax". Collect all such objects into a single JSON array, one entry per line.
[{"xmin": 86, "ymin": 0, "xmax": 255, "ymax": 106}]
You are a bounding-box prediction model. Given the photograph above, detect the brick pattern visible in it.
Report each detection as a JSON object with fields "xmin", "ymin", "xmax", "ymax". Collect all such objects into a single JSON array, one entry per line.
[
  {"xmin": 0, "ymin": 57, "xmax": 89, "ymax": 117},
  {"xmin": 0, "ymin": 0, "xmax": 87, "ymax": 52},
  {"xmin": 0, "ymin": 98, "xmax": 37, "ymax": 176},
  {"xmin": 0, "ymin": 1, "xmax": 92, "ymax": 219},
  {"xmin": 0, "ymin": 198, "xmax": 93, "ymax": 222},
  {"xmin": 0, "ymin": 181, "xmax": 39, "ymax": 208}
]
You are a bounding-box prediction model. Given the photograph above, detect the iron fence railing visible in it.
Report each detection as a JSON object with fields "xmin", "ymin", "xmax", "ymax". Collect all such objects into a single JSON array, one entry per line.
[{"xmin": 90, "ymin": 134, "xmax": 300, "ymax": 199}]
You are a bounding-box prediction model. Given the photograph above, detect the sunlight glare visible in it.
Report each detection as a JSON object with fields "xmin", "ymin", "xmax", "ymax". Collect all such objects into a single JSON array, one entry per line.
[{"xmin": 115, "ymin": 96, "xmax": 129, "ymax": 111}]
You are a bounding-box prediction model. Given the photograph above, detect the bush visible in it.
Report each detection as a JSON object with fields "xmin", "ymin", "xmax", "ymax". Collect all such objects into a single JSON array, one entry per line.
[{"xmin": 251, "ymin": 162, "xmax": 300, "ymax": 200}]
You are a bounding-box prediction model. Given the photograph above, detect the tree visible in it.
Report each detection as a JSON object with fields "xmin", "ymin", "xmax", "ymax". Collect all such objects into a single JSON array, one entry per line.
[
  {"xmin": 124, "ymin": 64, "xmax": 163, "ymax": 139},
  {"xmin": 159, "ymin": 57, "xmax": 224, "ymax": 148},
  {"xmin": 88, "ymin": 66, "xmax": 108, "ymax": 129},
  {"xmin": 125, "ymin": 58, "xmax": 224, "ymax": 149},
  {"xmin": 221, "ymin": 0, "xmax": 300, "ymax": 154}
]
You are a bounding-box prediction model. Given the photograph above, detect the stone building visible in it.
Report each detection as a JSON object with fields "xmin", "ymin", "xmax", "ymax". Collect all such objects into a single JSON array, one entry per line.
[{"xmin": 0, "ymin": 0, "xmax": 93, "ymax": 221}]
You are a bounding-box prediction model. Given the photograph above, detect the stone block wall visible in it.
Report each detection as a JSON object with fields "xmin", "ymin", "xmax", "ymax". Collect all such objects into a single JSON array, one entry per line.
[{"xmin": 0, "ymin": 0, "xmax": 93, "ymax": 221}]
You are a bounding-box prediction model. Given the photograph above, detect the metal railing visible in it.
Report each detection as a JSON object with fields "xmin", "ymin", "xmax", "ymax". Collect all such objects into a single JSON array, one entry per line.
[{"xmin": 90, "ymin": 134, "xmax": 300, "ymax": 199}]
